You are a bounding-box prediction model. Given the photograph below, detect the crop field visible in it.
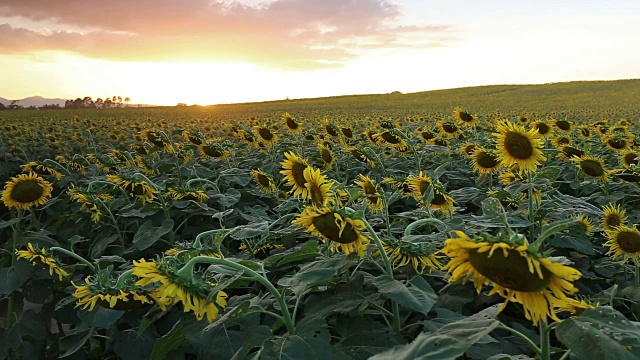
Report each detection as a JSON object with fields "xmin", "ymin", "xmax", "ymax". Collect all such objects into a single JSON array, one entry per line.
[{"xmin": 2, "ymin": 79, "xmax": 640, "ymax": 359}]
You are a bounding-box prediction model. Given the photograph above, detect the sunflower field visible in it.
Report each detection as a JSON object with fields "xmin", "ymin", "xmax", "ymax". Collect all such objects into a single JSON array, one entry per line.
[{"xmin": 2, "ymin": 82, "xmax": 640, "ymax": 359}]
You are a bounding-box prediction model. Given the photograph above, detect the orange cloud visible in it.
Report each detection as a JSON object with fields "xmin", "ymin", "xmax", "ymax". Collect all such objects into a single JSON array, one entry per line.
[{"xmin": 0, "ymin": 0, "xmax": 450, "ymax": 69}]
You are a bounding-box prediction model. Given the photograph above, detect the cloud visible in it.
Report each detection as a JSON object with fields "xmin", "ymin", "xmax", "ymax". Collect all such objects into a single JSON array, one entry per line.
[{"xmin": 0, "ymin": 0, "xmax": 450, "ymax": 69}]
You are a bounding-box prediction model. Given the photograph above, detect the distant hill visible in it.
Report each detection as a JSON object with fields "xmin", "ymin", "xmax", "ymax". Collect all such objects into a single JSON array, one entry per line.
[{"xmin": 0, "ymin": 96, "xmax": 67, "ymax": 107}]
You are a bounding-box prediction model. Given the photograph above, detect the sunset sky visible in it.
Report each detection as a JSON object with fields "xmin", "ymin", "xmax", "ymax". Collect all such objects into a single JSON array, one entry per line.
[{"xmin": 1, "ymin": 0, "xmax": 639, "ymax": 106}]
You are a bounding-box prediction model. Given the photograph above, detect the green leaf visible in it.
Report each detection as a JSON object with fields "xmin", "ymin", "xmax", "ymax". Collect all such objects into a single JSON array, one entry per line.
[
  {"xmin": 126, "ymin": 219, "xmax": 174, "ymax": 253},
  {"xmin": 230, "ymin": 221, "xmax": 269, "ymax": 239},
  {"xmin": 372, "ymin": 275, "xmax": 437, "ymax": 315},
  {"xmin": 335, "ymin": 316, "xmax": 405, "ymax": 359},
  {"xmin": 90, "ymin": 233, "xmax": 119, "ymax": 259},
  {"xmin": 0, "ymin": 260, "xmax": 31, "ymax": 295},
  {"xmin": 537, "ymin": 218, "xmax": 577, "ymax": 244},
  {"xmin": 59, "ymin": 326, "xmax": 93, "ymax": 358},
  {"xmin": 264, "ymin": 241, "xmax": 318, "ymax": 266},
  {"xmin": 78, "ymin": 307, "xmax": 124, "ymax": 328},
  {"xmin": 151, "ymin": 320, "xmax": 188, "ymax": 360},
  {"xmin": 534, "ymin": 166, "xmax": 562, "ymax": 181},
  {"xmin": 280, "ymin": 258, "xmax": 353, "ymax": 295},
  {"xmin": 113, "ymin": 330, "xmax": 156, "ymax": 360},
  {"xmin": 0, "ymin": 217, "xmax": 21, "ymax": 230},
  {"xmin": 212, "ymin": 188, "xmax": 242, "ymax": 207},
  {"xmin": 556, "ymin": 306, "xmax": 640, "ymax": 359},
  {"xmin": 371, "ymin": 306, "xmax": 500, "ymax": 360},
  {"xmin": 548, "ymin": 234, "xmax": 595, "ymax": 255}
]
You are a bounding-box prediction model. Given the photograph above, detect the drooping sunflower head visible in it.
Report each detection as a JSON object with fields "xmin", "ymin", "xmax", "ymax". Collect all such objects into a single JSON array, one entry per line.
[
  {"xmin": 407, "ymin": 172, "xmax": 455, "ymax": 215},
  {"xmin": 382, "ymin": 240, "xmax": 443, "ymax": 274},
  {"xmin": 250, "ymin": 169, "xmax": 277, "ymax": 194},
  {"xmin": 407, "ymin": 171, "xmax": 433, "ymax": 201},
  {"xmin": 601, "ymin": 204, "xmax": 627, "ymax": 231},
  {"xmin": 552, "ymin": 135, "xmax": 572, "ymax": 148},
  {"xmin": 73, "ymin": 271, "xmax": 155, "ymax": 312},
  {"xmin": 280, "ymin": 152, "xmax": 311, "ymax": 199},
  {"xmin": 498, "ymin": 170, "xmax": 523, "ymax": 185},
  {"xmin": 459, "ymin": 142, "xmax": 479, "ymax": 157},
  {"xmin": 553, "ymin": 119, "xmax": 573, "ymax": 132},
  {"xmin": 292, "ymin": 206, "xmax": 370, "ymax": 257},
  {"xmin": 16, "ymin": 243, "xmax": 69, "ymax": 280},
  {"xmin": 558, "ymin": 145, "xmax": 585, "ymax": 161},
  {"xmin": 373, "ymin": 130, "xmax": 408, "ymax": 151},
  {"xmin": 572, "ymin": 155, "xmax": 609, "ymax": 182},
  {"xmin": 21, "ymin": 161, "xmax": 64, "ymax": 180},
  {"xmin": 604, "ymin": 135, "xmax": 631, "ymax": 153},
  {"xmin": 106, "ymin": 174, "xmax": 158, "ymax": 204},
  {"xmin": 604, "ymin": 225, "xmax": 640, "ymax": 265},
  {"xmin": 323, "ymin": 119, "xmax": 340, "ymax": 137},
  {"xmin": 470, "ymin": 148, "xmax": 501, "ymax": 174},
  {"xmin": 318, "ymin": 144, "xmax": 334, "ymax": 168},
  {"xmin": 340, "ymin": 126, "xmax": 354, "ymax": 140},
  {"xmin": 282, "ymin": 112, "xmax": 302, "ymax": 132},
  {"xmin": 437, "ymin": 120, "xmax": 462, "ymax": 138},
  {"xmin": 303, "ymin": 166, "xmax": 335, "ymax": 208},
  {"xmin": 182, "ymin": 130, "xmax": 206, "ymax": 145},
  {"xmin": 493, "ymin": 120, "xmax": 546, "ymax": 174},
  {"xmin": 2, "ymin": 172, "xmax": 53, "ymax": 210},
  {"xmin": 166, "ymin": 186, "xmax": 209, "ymax": 202},
  {"xmin": 346, "ymin": 146, "xmax": 376, "ymax": 167},
  {"xmin": 253, "ymin": 125, "xmax": 278, "ymax": 145},
  {"xmin": 530, "ymin": 121, "xmax": 552, "ymax": 138},
  {"xmin": 354, "ymin": 174, "xmax": 383, "ymax": 213},
  {"xmin": 199, "ymin": 144, "xmax": 230, "ymax": 159},
  {"xmin": 453, "ymin": 108, "xmax": 477, "ymax": 128},
  {"xmin": 133, "ymin": 258, "xmax": 228, "ymax": 322},
  {"xmin": 382, "ymin": 176, "xmax": 412, "ymax": 194},
  {"xmin": 442, "ymin": 231, "xmax": 582, "ymax": 325},
  {"xmin": 620, "ymin": 150, "xmax": 640, "ymax": 168}
]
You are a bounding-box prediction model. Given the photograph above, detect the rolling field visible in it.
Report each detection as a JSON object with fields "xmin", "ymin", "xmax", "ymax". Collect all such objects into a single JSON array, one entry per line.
[{"xmin": 1, "ymin": 79, "xmax": 640, "ymax": 359}]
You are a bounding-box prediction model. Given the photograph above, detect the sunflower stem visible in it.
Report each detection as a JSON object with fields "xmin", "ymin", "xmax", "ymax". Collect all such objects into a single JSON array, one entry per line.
[
  {"xmin": 558, "ymin": 350, "xmax": 572, "ymax": 360},
  {"xmin": 50, "ymin": 247, "xmax": 96, "ymax": 272},
  {"xmin": 527, "ymin": 174, "xmax": 536, "ymax": 246},
  {"xmin": 362, "ymin": 217, "xmax": 402, "ymax": 333},
  {"xmin": 404, "ymin": 218, "xmax": 444, "ymax": 238},
  {"xmin": 540, "ymin": 321, "xmax": 551, "ymax": 360},
  {"xmin": 5, "ymin": 210, "xmax": 23, "ymax": 330},
  {"xmin": 177, "ymin": 256, "xmax": 296, "ymax": 335},
  {"xmin": 497, "ymin": 324, "xmax": 542, "ymax": 357}
]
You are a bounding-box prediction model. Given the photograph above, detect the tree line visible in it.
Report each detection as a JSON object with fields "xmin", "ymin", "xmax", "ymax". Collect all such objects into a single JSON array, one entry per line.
[{"xmin": 0, "ymin": 96, "xmax": 131, "ymax": 110}]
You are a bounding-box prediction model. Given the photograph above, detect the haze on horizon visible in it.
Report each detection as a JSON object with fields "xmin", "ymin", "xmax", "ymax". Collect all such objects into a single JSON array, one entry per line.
[{"xmin": 1, "ymin": 0, "xmax": 639, "ymax": 106}]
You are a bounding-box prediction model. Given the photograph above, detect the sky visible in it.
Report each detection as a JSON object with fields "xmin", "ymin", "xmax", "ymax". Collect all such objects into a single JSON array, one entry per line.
[{"xmin": 0, "ymin": 0, "xmax": 639, "ymax": 106}]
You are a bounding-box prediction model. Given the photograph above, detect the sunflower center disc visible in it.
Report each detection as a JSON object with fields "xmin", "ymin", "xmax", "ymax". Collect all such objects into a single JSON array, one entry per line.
[
  {"xmin": 291, "ymin": 162, "xmax": 307, "ymax": 187},
  {"xmin": 477, "ymin": 151, "xmax": 499, "ymax": 168},
  {"xmin": 203, "ymin": 146, "xmax": 222, "ymax": 157},
  {"xmin": 616, "ymin": 231, "xmax": 640, "ymax": 253},
  {"xmin": 536, "ymin": 123, "xmax": 550, "ymax": 134},
  {"xmin": 580, "ymin": 160, "xmax": 605, "ymax": 177},
  {"xmin": 321, "ymin": 149, "xmax": 333, "ymax": 164},
  {"xmin": 468, "ymin": 248, "xmax": 551, "ymax": 292},
  {"xmin": 312, "ymin": 213, "xmax": 358, "ymax": 244},
  {"xmin": 443, "ymin": 124, "xmax": 458, "ymax": 133},
  {"xmin": 430, "ymin": 191, "xmax": 448, "ymax": 206},
  {"xmin": 286, "ymin": 118, "xmax": 299, "ymax": 130},
  {"xmin": 126, "ymin": 183, "xmax": 147, "ymax": 196},
  {"xmin": 256, "ymin": 173, "xmax": 271, "ymax": 187},
  {"xmin": 606, "ymin": 215, "xmax": 621, "ymax": 228},
  {"xmin": 11, "ymin": 180, "xmax": 45, "ymax": 203},
  {"xmin": 608, "ymin": 139, "xmax": 626, "ymax": 149},
  {"xmin": 625, "ymin": 153, "xmax": 639, "ymax": 166},
  {"xmin": 309, "ymin": 185, "xmax": 326, "ymax": 207},
  {"xmin": 556, "ymin": 121, "xmax": 571, "ymax": 130},
  {"xmin": 258, "ymin": 128, "xmax": 274, "ymax": 141},
  {"xmin": 561, "ymin": 146, "xmax": 584, "ymax": 158},
  {"xmin": 504, "ymin": 132, "xmax": 534, "ymax": 159},
  {"xmin": 459, "ymin": 112, "xmax": 473, "ymax": 122},
  {"xmin": 381, "ymin": 132, "xmax": 400, "ymax": 144}
]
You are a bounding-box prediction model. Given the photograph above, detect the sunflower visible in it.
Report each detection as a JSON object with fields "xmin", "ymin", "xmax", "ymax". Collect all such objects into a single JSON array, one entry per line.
[
  {"xmin": 572, "ymin": 155, "xmax": 610, "ymax": 182},
  {"xmin": 239, "ymin": 241, "xmax": 286, "ymax": 258},
  {"xmin": 552, "ymin": 136, "xmax": 571, "ymax": 148},
  {"xmin": 21, "ymin": 161, "xmax": 63, "ymax": 180},
  {"xmin": 373, "ymin": 130, "xmax": 408, "ymax": 151},
  {"xmin": 303, "ymin": 166, "xmax": 335, "ymax": 208},
  {"xmin": 280, "ymin": 152, "xmax": 311, "ymax": 199},
  {"xmin": 68, "ymin": 191, "xmax": 103, "ymax": 222},
  {"xmin": 73, "ymin": 276, "xmax": 154, "ymax": 311},
  {"xmin": 442, "ymin": 231, "xmax": 582, "ymax": 324},
  {"xmin": 382, "ymin": 177, "xmax": 412, "ymax": 194},
  {"xmin": 106, "ymin": 174, "xmax": 158, "ymax": 204},
  {"xmin": 2, "ymin": 172, "xmax": 53, "ymax": 210},
  {"xmin": 553, "ymin": 119, "xmax": 573, "ymax": 132},
  {"xmin": 16, "ymin": 243, "xmax": 69, "ymax": 280},
  {"xmin": 601, "ymin": 204, "xmax": 627, "ymax": 231},
  {"xmin": 250, "ymin": 169, "xmax": 277, "ymax": 194},
  {"xmin": 346, "ymin": 147, "xmax": 376, "ymax": 167},
  {"xmin": 141, "ymin": 130, "xmax": 174, "ymax": 153},
  {"xmin": 340, "ymin": 126, "xmax": 355, "ymax": 141},
  {"xmin": 182, "ymin": 130, "xmax": 205, "ymax": 145},
  {"xmin": 620, "ymin": 150, "xmax": 640, "ymax": 168},
  {"xmin": 407, "ymin": 172, "xmax": 455, "ymax": 216},
  {"xmin": 437, "ymin": 120, "xmax": 462, "ymax": 138},
  {"xmin": 199, "ymin": 144, "xmax": 230, "ymax": 159},
  {"xmin": 558, "ymin": 145, "xmax": 585, "ymax": 160},
  {"xmin": 282, "ymin": 112, "xmax": 302, "ymax": 132},
  {"xmin": 382, "ymin": 241, "xmax": 443, "ymax": 274},
  {"xmin": 604, "ymin": 135, "xmax": 631, "ymax": 153},
  {"xmin": 470, "ymin": 148, "xmax": 501, "ymax": 174},
  {"xmin": 498, "ymin": 171, "xmax": 522, "ymax": 185},
  {"xmin": 292, "ymin": 206, "xmax": 370, "ymax": 257},
  {"xmin": 572, "ymin": 214, "xmax": 594, "ymax": 236},
  {"xmin": 166, "ymin": 187, "xmax": 209, "ymax": 202},
  {"xmin": 354, "ymin": 174, "xmax": 383, "ymax": 213},
  {"xmin": 459, "ymin": 142, "xmax": 478, "ymax": 157},
  {"xmin": 323, "ymin": 119, "xmax": 340, "ymax": 138},
  {"xmin": 604, "ymin": 225, "xmax": 640, "ymax": 265},
  {"xmin": 577, "ymin": 125, "xmax": 591, "ymax": 139},
  {"xmin": 493, "ymin": 120, "xmax": 546, "ymax": 174},
  {"xmin": 417, "ymin": 129, "xmax": 436, "ymax": 144},
  {"xmin": 133, "ymin": 258, "xmax": 228, "ymax": 322},
  {"xmin": 453, "ymin": 108, "xmax": 477, "ymax": 128},
  {"xmin": 530, "ymin": 121, "xmax": 552, "ymax": 138},
  {"xmin": 254, "ymin": 125, "xmax": 278, "ymax": 146}
]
